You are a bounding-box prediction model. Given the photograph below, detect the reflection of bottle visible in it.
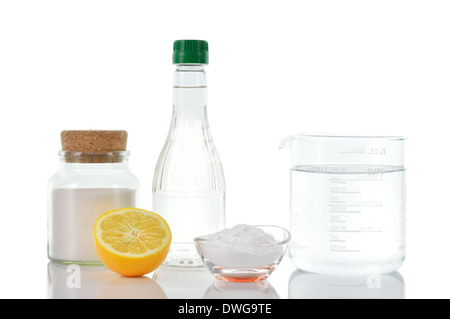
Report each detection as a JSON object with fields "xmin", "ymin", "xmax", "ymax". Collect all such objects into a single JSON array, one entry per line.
[
  {"xmin": 98, "ymin": 276, "xmax": 167, "ymax": 299},
  {"xmin": 153, "ymin": 40, "xmax": 225, "ymax": 268},
  {"xmin": 152, "ymin": 267, "xmax": 214, "ymax": 299},
  {"xmin": 288, "ymin": 270, "xmax": 405, "ymax": 299}
]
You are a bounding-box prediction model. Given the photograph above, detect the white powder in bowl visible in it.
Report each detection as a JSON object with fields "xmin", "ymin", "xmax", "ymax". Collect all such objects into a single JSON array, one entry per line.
[{"xmin": 198, "ymin": 224, "xmax": 284, "ymax": 268}]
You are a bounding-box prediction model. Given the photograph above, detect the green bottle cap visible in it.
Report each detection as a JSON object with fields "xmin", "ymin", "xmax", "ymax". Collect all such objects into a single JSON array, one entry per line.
[{"xmin": 173, "ymin": 40, "xmax": 209, "ymax": 64}]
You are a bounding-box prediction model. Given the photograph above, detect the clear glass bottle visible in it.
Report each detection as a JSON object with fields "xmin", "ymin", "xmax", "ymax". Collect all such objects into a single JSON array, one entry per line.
[
  {"xmin": 48, "ymin": 130, "xmax": 140, "ymax": 264},
  {"xmin": 153, "ymin": 40, "xmax": 226, "ymax": 268}
]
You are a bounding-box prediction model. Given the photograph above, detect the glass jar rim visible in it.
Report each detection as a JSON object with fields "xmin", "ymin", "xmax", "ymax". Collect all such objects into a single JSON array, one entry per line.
[{"xmin": 58, "ymin": 150, "xmax": 130, "ymax": 163}]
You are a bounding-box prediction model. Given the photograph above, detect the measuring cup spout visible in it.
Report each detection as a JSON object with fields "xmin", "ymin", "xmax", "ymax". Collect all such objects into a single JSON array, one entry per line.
[
  {"xmin": 279, "ymin": 135, "xmax": 296, "ymax": 150},
  {"xmin": 279, "ymin": 135, "xmax": 305, "ymax": 167}
]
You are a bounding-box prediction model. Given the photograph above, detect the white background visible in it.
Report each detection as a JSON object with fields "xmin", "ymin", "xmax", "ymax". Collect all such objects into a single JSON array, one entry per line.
[{"xmin": 1, "ymin": 0, "xmax": 449, "ymax": 299}]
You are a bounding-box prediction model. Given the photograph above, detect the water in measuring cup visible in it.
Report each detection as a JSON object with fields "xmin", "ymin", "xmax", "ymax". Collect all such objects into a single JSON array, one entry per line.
[{"xmin": 290, "ymin": 164, "xmax": 405, "ymax": 275}]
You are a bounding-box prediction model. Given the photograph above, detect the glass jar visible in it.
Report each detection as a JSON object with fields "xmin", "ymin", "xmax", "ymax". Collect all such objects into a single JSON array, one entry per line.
[{"xmin": 48, "ymin": 149, "xmax": 139, "ymax": 264}]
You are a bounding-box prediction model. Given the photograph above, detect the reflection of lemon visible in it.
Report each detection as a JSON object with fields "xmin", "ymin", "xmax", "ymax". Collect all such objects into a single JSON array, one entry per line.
[
  {"xmin": 94, "ymin": 208, "xmax": 171, "ymax": 277},
  {"xmin": 98, "ymin": 276, "xmax": 167, "ymax": 299}
]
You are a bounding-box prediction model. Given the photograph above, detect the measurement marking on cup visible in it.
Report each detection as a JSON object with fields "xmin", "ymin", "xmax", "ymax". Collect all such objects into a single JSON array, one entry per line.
[
  {"xmin": 330, "ymin": 210, "xmax": 361, "ymax": 214},
  {"xmin": 330, "ymin": 179, "xmax": 385, "ymax": 182},
  {"xmin": 328, "ymin": 230, "xmax": 383, "ymax": 233},
  {"xmin": 330, "ymin": 191, "xmax": 361, "ymax": 194},
  {"xmin": 329, "ymin": 204, "xmax": 382, "ymax": 208},
  {"xmin": 338, "ymin": 151, "xmax": 366, "ymax": 154},
  {"xmin": 343, "ymin": 204, "xmax": 383, "ymax": 208},
  {"xmin": 330, "ymin": 249, "xmax": 361, "ymax": 253}
]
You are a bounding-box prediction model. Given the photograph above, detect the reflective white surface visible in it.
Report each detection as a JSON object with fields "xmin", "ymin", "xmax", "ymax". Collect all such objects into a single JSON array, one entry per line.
[{"xmin": 46, "ymin": 260, "xmax": 406, "ymax": 299}]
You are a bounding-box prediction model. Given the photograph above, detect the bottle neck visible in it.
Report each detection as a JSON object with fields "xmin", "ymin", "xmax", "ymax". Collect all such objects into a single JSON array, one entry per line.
[{"xmin": 173, "ymin": 64, "xmax": 207, "ymax": 109}]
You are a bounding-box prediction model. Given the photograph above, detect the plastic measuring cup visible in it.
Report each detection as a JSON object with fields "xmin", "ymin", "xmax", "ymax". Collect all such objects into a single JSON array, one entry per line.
[{"xmin": 280, "ymin": 134, "xmax": 406, "ymax": 275}]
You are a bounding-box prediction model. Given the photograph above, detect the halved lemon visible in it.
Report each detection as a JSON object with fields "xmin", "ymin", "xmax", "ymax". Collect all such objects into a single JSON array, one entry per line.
[{"xmin": 94, "ymin": 208, "xmax": 171, "ymax": 277}]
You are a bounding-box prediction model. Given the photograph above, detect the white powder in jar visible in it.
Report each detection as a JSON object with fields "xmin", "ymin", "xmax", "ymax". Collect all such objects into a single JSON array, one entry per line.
[
  {"xmin": 199, "ymin": 224, "xmax": 283, "ymax": 268},
  {"xmin": 49, "ymin": 188, "xmax": 135, "ymax": 263}
]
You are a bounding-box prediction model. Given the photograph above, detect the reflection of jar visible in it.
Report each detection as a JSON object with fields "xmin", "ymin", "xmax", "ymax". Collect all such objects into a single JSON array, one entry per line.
[
  {"xmin": 47, "ymin": 131, "xmax": 139, "ymax": 264},
  {"xmin": 47, "ymin": 262, "xmax": 118, "ymax": 299}
]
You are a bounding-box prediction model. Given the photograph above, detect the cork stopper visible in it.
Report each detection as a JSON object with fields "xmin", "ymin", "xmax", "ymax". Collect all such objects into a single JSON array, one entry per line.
[{"xmin": 60, "ymin": 130, "xmax": 128, "ymax": 163}]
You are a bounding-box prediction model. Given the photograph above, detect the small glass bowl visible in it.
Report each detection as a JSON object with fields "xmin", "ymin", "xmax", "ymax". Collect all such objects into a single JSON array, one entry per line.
[{"xmin": 194, "ymin": 225, "xmax": 291, "ymax": 282}]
